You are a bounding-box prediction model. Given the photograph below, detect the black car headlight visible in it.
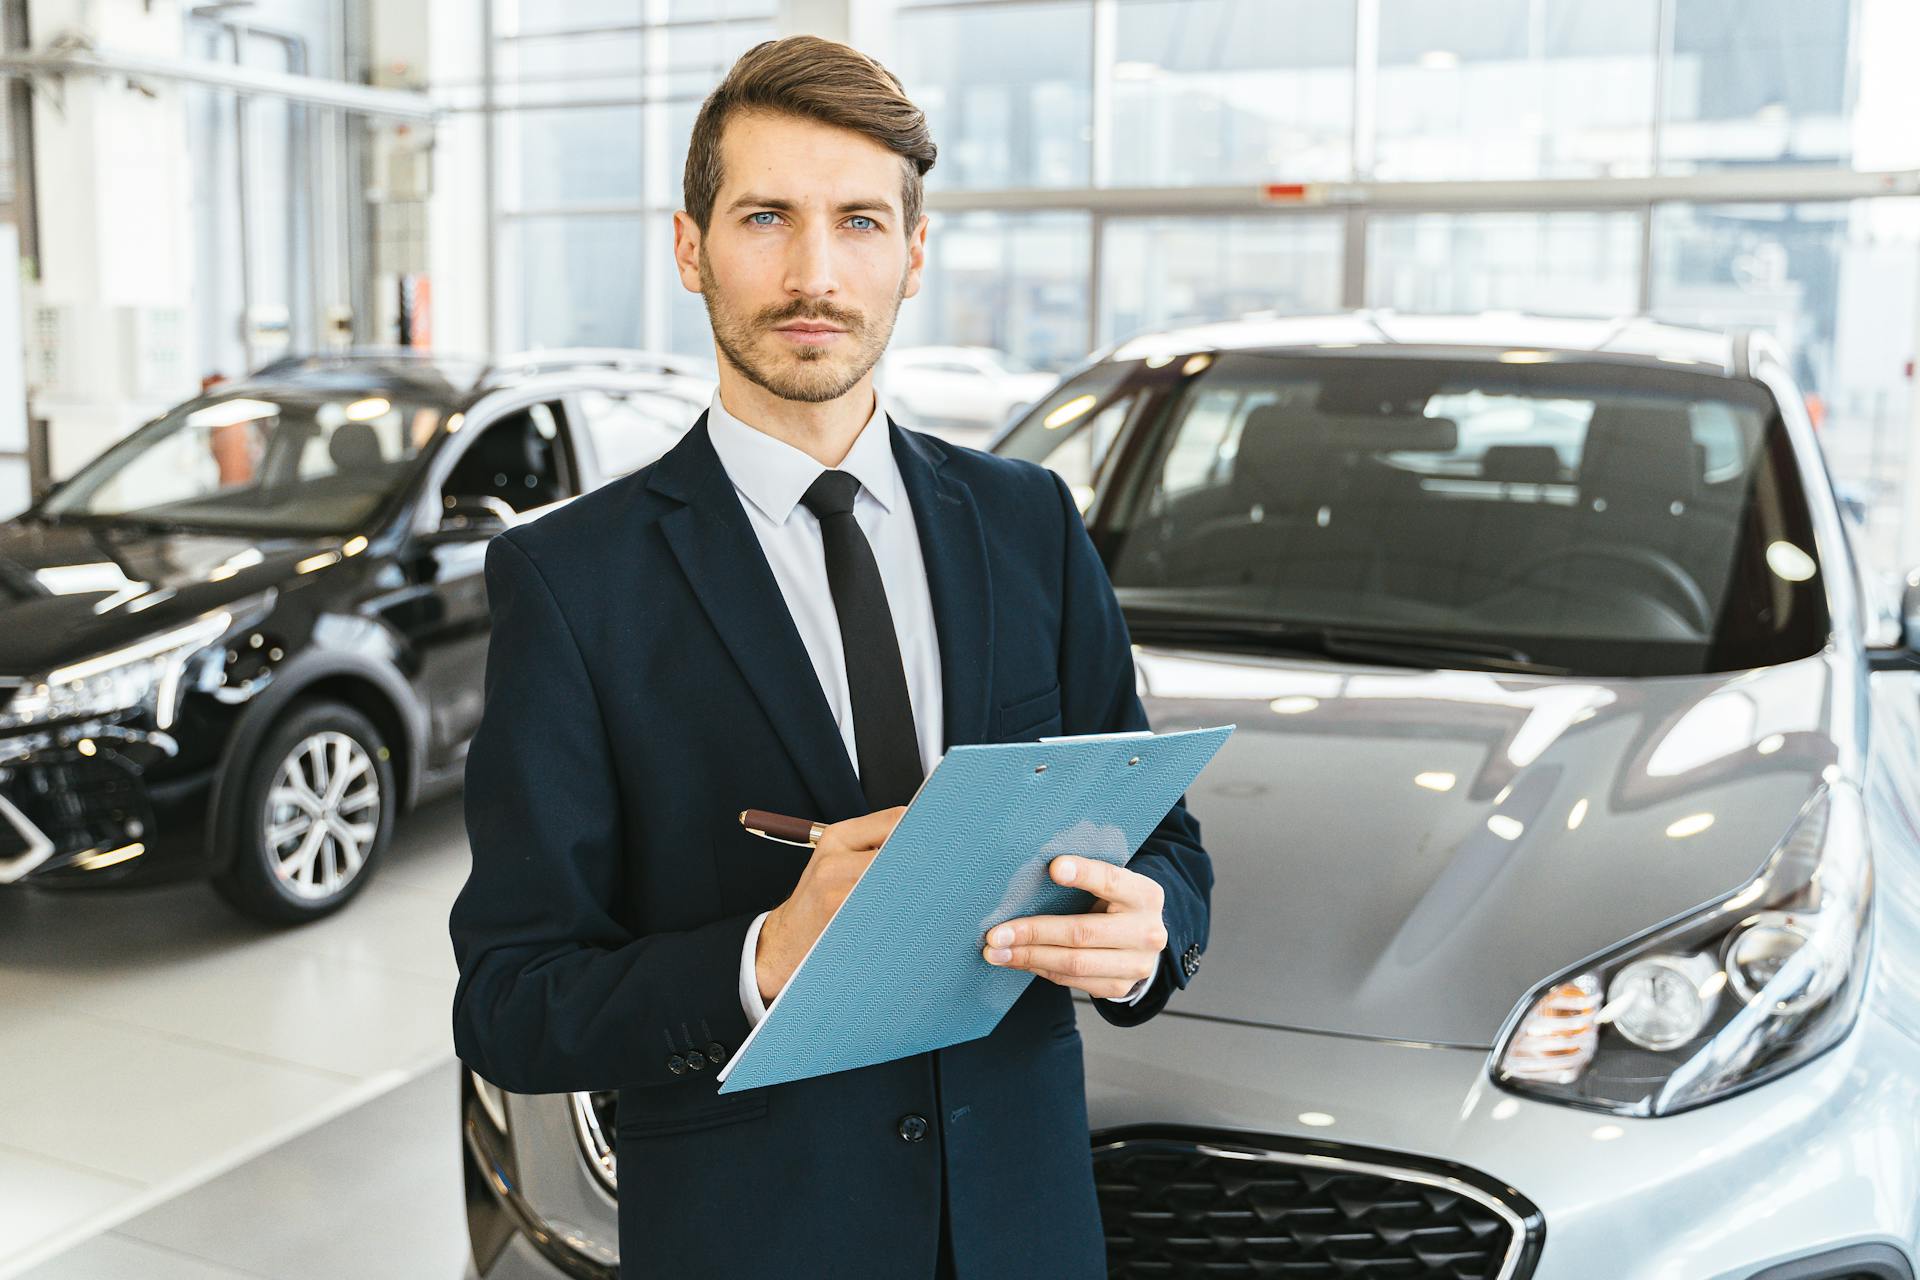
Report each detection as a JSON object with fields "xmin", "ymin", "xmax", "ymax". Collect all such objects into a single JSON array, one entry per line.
[
  {"xmin": 1492, "ymin": 783, "xmax": 1871, "ymax": 1117},
  {"xmin": 0, "ymin": 592, "xmax": 274, "ymax": 734}
]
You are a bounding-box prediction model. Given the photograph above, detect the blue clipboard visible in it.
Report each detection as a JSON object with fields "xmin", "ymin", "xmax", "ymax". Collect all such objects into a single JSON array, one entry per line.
[{"xmin": 715, "ymin": 723, "xmax": 1234, "ymax": 1093}]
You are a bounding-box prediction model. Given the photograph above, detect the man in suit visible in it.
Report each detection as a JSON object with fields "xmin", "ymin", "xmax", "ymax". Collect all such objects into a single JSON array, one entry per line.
[{"xmin": 449, "ymin": 34, "xmax": 1211, "ymax": 1279}]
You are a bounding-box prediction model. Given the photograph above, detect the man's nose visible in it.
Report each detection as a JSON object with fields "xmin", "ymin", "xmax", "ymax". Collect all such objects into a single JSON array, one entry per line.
[{"xmin": 783, "ymin": 220, "xmax": 840, "ymax": 299}]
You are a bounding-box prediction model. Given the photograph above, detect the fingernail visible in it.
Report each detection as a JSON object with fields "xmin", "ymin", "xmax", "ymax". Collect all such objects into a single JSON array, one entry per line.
[
  {"xmin": 1057, "ymin": 858, "xmax": 1077, "ymax": 882},
  {"xmin": 990, "ymin": 926, "xmax": 1012, "ymax": 946},
  {"xmin": 988, "ymin": 948, "xmax": 1012, "ymax": 964}
]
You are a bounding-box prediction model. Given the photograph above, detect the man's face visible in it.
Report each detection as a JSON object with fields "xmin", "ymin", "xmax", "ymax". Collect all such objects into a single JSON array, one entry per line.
[{"xmin": 675, "ymin": 110, "xmax": 926, "ymax": 405}]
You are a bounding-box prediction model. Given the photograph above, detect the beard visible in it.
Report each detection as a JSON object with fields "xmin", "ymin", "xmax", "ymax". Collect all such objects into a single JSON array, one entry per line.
[{"xmin": 698, "ymin": 246, "xmax": 910, "ymax": 405}]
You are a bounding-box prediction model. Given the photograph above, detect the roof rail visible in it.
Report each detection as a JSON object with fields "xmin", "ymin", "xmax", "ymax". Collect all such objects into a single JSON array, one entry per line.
[
  {"xmin": 1588, "ymin": 313, "xmax": 1644, "ymax": 351},
  {"xmin": 1356, "ymin": 308, "xmax": 1397, "ymax": 344},
  {"xmin": 1730, "ymin": 328, "xmax": 1754, "ymax": 379},
  {"xmin": 247, "ymin": 347, "xmax": 491, "ymax": 383}
]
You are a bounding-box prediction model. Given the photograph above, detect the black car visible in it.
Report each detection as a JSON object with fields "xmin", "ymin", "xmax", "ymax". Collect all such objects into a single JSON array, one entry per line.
[{"xmin": 0, "ymin": 348, "xmax": 713, "ymax": 923}]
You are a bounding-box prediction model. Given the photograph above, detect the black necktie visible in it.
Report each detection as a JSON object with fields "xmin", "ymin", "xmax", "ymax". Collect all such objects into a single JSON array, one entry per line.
[{"xmin": 800, "ymin": 469, "xmax": 925, "ymax": 810}]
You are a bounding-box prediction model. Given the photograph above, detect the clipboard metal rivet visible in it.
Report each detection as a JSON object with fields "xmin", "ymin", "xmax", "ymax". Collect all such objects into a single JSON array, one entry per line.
[
  {"xmin": 1128, "ymin": 756, "xmax": 1141, "ymax": 766},
  {"xmin": 1034, "ymin": 764, "xmax": 1047, "ymax": 774}
]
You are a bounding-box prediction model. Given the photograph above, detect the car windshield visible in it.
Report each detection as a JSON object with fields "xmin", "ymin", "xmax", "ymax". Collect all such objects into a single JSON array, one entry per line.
[
  {"xmin": 37, "ymin": 391, "xmax": 446, "ymax": 535},
  {"xmin": 998, "ymin": 350, "xmax": 1828, "ymax": 677}
]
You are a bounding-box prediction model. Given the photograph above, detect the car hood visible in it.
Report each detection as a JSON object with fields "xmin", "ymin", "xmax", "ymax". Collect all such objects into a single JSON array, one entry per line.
[
  {"xmin": 1135, "ymin": 645, "xmax": 1842, "ymax": 1048},
  {"xmin": 0, "ymin": 517, "xmax": 338, "ymax": 675}
]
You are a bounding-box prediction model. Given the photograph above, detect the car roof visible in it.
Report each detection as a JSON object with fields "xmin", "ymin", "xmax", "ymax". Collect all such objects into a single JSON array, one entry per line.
[
  {"xmin": 223, "ymin": 348, "xmax": 717, "ymax": 411},
  {"xmin": 223, "ymin": 353, "xmax": 485, "ymax": 404},
  {"xmin": 1102, "ymin": 311, "xmax": 1743, "ymax": 376}
]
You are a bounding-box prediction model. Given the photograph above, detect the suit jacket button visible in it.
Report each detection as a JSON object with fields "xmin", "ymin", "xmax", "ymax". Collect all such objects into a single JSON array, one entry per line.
[
  {"xmin": 667, "ymin": 1054, "xmax": 688, "ymax": 1075},
  {"xmin": 686, "ymin": 1051, "xmax": 707, "ymax": 1071},
  {"xmin": 898, "ymin": 1114, "xmax": 929, "ymax": 1142},
  {"xmin": 706, "ymin": 1041, "xmax": 727, "ymax": 1063}
]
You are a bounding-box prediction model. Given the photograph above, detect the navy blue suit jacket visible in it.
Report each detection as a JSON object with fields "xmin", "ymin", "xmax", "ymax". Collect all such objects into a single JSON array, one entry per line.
[{"xmin": 449, "ymin": 411, "xmax": 1212, "ymax": 1277}]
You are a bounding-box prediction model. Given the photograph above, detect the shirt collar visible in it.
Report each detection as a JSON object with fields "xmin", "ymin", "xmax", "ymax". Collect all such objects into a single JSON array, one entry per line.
[{"xmin": 705, "ymin": 385, "xmax": 898, "ymax": 526}]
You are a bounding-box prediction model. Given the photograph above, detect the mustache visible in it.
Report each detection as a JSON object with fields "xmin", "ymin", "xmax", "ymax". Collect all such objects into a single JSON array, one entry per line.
[{"xmin": 760, "ymin": 303, "xmax": 860, "ymax": 331}]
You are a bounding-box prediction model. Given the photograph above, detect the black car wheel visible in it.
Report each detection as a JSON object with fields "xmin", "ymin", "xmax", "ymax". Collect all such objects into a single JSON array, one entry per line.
[{"xmin": 211, "ymin": 699, "xmax": 395, "ymax": 924}]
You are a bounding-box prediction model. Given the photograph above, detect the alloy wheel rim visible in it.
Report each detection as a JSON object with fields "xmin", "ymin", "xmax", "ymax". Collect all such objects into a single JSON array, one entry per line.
[{"xmin": 264, "ymin": 729, "xmax": 380, "ymax": 900}]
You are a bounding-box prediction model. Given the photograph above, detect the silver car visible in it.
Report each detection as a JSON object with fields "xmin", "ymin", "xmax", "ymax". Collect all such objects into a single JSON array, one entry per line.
[{"xmin": 460, "ymin": 313, "xmax": 1920, "ymax": 1280}]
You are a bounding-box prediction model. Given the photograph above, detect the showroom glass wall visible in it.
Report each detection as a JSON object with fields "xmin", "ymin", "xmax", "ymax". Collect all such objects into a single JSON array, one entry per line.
[
  {"xmin": 488, "ymin": 0, "xmax": 775, "ymax": 357},
  {"xmin": 182, "ymin": 0, "xmax": 367, "ymax": 379},
  {"xmin": 484, "ymin": 0, "xmax": 1920, "ymax": 568}
]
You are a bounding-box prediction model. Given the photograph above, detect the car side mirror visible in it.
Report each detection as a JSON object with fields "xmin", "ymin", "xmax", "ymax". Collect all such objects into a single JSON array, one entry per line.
[{"xmin": 424, "ymin": 495, "xmax": 513, "ymax": 542}]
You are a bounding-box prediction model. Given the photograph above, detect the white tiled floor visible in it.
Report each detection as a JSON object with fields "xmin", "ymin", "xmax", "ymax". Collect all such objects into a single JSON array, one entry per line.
[
  {"xmin": 0, "ymin": 790, "xmax": 474, "ymax": 1279},
  {"xmin": 20, "ymin": 1059, "xmax": 470, "ymax": 1280}
]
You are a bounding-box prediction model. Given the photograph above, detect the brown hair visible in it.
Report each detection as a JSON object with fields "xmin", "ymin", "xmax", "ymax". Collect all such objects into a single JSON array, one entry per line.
[{"xmin": 683, "ymin": 36, "xmax": 937, "ymax": 241}]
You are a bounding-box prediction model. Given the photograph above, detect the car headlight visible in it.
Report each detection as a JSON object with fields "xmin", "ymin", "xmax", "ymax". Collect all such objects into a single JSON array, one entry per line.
[
  {"xmin": 1493, "ymin": 783, "xmax": 1871, "ymax": 1116},
  {"xmin": 0, "ymin": 594, "xmax": 271, "ymax": 733}
]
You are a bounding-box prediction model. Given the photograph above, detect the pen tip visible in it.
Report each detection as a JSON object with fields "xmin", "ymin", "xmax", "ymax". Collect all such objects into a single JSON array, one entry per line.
[{"xmin": 737, "ymin": 810, "xmax": 748, "ymax": 824}]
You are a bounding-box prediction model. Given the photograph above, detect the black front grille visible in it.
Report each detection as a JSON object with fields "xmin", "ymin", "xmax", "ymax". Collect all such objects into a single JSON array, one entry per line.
[{"xmin": 1093, "ymin": 1129, "xmax": 1542, "ymax": 1280}]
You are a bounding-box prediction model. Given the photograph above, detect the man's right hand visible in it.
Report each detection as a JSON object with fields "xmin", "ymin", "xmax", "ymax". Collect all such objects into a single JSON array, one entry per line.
[{"xmin": 756, "ymin": 806, "xmax": 906, "ymax": 1005}]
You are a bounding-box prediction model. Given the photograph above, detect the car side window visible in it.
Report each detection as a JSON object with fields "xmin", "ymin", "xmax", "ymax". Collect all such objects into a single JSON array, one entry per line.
[
  {"xmin": 994, "ymin": 361, "xmax": 1144, "ymax": 513},
  {"xmin": 578, "ymin": 389, "xmax": 695, "ymax": 480},
  {"xmin": 1688, "ymin": 400, "xmax": 1749, "ymax": 483},
  {"xmin": 440, "ymin": 400, "xmax": 571, "ymax": 518},
  {"xmin": 1035, "ymin": 393, "xmax": 1138, "ymax": 512}
]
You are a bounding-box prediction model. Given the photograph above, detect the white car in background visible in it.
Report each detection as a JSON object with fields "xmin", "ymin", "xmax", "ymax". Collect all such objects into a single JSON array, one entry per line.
[
  {"xmin": 879, "ymin": 344, "xmax": 1060, "ymax": 441},
  {"xmin": 460, "ymin": 315, "xmax": 1920, "ymax": 1280}
]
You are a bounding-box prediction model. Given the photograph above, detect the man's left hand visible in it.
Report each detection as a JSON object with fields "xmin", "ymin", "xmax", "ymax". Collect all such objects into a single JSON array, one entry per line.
[{"xmin": 982, "ymin": 856, "xmax": 1167, "ymax": 997}]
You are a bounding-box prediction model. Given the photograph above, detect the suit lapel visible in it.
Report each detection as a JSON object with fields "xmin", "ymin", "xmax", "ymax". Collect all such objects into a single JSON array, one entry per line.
[
  {"xmin": 645, "ymin": 410, "xmax": 998, "ymax": 818},
  {"xmin": 649, "ymin": 412, "xmax": 869, "ymax": 821},
  {"xmin": 890, "ymin": 420, "xmax": 994, "ymax": 751}
]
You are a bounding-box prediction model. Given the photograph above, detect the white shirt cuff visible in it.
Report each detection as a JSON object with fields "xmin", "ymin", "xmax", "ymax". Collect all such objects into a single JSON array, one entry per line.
[
  {"xmin": 740, "ymin": 909, "xmax": 772, "ymax": 1027},
  {"xmin": 1103, "ymin": 966, "xmax": 1155, "ymax": 1005}
]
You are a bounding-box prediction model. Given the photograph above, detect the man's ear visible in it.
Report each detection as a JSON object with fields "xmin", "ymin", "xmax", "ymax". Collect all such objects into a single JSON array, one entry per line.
[
  {"xmin": 672, "ymin": 210, "xmax": 703, "ymax": 294},
  {"xmin": 901, "ymin": 213, "xmax": 929, "ymax": 301}
]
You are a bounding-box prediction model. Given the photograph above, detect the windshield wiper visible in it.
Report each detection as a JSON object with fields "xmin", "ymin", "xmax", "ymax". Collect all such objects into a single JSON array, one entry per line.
[
  {"xmin": 92, "ymin": 512, "xmax": 232, "ymax": 535},
  {"xmin": 1126, "ymin": 616, "xmax": 1570, "ymax": 676},
  {"xmin": 123, "ymin": 515, "xmax": 199, "ymax": 532}
]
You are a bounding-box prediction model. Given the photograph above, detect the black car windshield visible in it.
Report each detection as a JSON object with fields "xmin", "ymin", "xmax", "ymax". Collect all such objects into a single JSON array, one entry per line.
[
  {"xmin": 37, "ymin": 391, "xmax": 447, "ymax": 535},
  {"xmin": 999, "ymin": 350, "xmax": 1828, "ymax": 677}
]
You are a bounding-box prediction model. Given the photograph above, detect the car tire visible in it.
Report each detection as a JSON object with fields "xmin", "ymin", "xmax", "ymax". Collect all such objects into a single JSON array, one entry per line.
[{"xmin": 210, "ymin": 699, "xmax": 396, "ymax": 925}]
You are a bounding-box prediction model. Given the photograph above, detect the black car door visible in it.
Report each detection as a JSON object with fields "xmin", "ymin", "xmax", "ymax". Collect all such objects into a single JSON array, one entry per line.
[{"xmin": 393, "ymin": 397, "xmax": 580, "ymax": 774}]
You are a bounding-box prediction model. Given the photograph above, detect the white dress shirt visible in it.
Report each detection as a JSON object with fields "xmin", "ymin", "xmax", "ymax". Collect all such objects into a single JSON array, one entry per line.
[{"xmin": 703, "ymin": 387, "xmax": 1154, "ymax": 1025}]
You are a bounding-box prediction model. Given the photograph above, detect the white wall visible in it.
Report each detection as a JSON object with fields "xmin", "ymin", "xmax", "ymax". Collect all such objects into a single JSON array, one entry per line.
[
  {"xmin": 425, "ymin": 0, "xmax": 487, "ymax": 356},
  {"xmin": 26, "ymin": 0, "xmax": 197, "ymax": 483}
]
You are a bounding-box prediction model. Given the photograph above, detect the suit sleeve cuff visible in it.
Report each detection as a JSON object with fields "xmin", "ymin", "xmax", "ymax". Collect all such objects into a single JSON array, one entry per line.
[{"xmin": 739, "ymin": 910, "xmax": 772, "ymax": 1027}]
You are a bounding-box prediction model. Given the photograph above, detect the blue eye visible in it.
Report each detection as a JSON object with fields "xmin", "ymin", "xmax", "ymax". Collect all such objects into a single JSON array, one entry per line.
[{"xmin": 744, "ymin": 211, "xmax": 880, "ymax": 231}]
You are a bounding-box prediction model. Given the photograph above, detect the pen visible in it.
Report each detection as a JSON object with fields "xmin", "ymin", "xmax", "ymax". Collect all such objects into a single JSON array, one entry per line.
[{"xmin": 739, "ymin": 809, "xmax": 827, "ymax": 848}]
